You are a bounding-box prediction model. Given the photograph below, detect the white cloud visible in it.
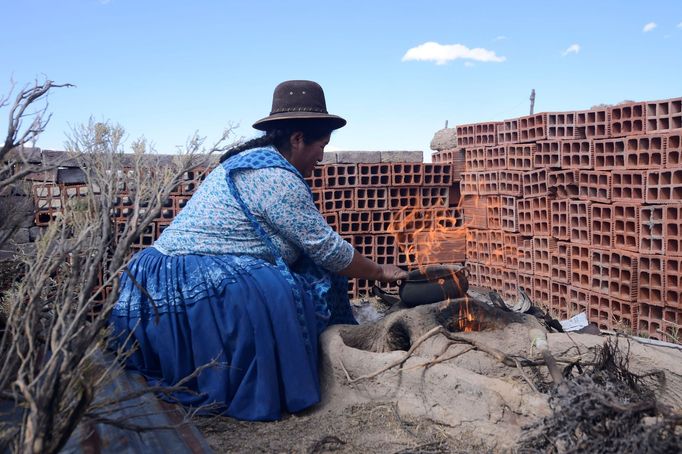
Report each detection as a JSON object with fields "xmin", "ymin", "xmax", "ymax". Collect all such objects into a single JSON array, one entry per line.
[
  {"xmin": 494, "ymin": 35, "xmax": 508, "ymax": 41},
  {"xmin": 464, "ymin": 61, "xmax": 475, "ymax": 67},
  {"xmin": 677, "ymin": 22, "xmax": 682, "ymax": 28},
  {"xmin": 402, "ymin": 42, "xmax": 506, "ymax": 65},
  {"xmin": 562, "ymin": 44, "xmax": 580, "ymax": 56},
  {"xmin": 643, "ymin": 22, "xmax": 657, "ymax": 32}
]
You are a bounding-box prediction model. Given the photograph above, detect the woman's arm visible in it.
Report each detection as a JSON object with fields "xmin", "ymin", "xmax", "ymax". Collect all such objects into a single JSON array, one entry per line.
[{"xmin": 337, "ymin": 250, "xmax": 407, "ymax": 282}]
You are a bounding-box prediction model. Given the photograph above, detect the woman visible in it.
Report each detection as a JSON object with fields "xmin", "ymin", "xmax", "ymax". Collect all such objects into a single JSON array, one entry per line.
[{"xmin": 110, "ymin": 80, "xmax": 406, "ymax": 421}]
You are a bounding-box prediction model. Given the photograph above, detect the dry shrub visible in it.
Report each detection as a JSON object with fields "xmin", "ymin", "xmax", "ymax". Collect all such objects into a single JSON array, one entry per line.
[{"xmin": 0, "ymin": 117, "xmax": 235, "ymax": 453}]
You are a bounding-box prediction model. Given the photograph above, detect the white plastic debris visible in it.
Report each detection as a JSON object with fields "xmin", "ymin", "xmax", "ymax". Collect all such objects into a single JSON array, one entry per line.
[{"xmin": 560, "ymin": 312, "xmax": 589, "ymax": 332}]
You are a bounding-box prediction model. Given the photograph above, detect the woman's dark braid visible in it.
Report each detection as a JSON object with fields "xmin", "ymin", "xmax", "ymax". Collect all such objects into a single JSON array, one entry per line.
[{"xmin": 220, "ymin": 131, "xmax": 281, "ymax": 162}]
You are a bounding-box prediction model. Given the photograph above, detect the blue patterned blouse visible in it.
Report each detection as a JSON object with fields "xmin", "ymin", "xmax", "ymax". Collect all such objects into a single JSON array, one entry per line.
[{"xmin": 153, "ymin": 147, "xmax": 355, "ymax": 272}]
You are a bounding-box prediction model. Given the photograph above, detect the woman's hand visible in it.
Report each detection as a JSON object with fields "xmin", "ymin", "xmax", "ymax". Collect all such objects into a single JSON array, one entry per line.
[{"xmin": 376, "ymin": 264, "xmax": 408, "ymax": 283}]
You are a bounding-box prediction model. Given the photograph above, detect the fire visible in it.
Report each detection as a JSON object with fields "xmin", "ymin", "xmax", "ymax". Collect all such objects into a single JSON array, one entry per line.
[
  {"xmin": 386, "ymin": 194, "xmax": 492, "ymax": 331},
  {"xmin": 458, "ymin": 298, "xmax": 477, "ymax": 332}
]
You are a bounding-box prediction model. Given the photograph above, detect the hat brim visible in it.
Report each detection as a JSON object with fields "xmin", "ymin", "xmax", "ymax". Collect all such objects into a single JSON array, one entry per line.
[{"xmin": 252, "ymin": 112, "xmax": 347, "ymax": 131}]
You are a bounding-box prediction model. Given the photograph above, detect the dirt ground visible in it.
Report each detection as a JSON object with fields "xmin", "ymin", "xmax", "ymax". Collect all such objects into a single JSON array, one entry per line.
[{"xmin": 195, "ymin": 298, "xmax": 682, "ymax": 453}]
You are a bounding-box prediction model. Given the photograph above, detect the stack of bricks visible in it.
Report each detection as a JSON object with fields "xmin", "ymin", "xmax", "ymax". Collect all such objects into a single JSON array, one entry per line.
[
  {"xmin": 21, "ymin": 148, "xmax": 468, "ymax": 302},
  {"xmin": 306, "ymin": 150, "xmax": 465, "ymax": 299},
  {"xmin": 445, "ymin": 97, "xmax": 682, "ymax": 340},
  {"xmin": 29, "ymin": 163, "xmax": 213, "ymax": 302}
]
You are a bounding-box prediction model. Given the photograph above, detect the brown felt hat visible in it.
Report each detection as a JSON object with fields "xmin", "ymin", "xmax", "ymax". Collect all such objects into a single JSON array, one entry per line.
[{"xmin": 252, "ymin": 80, "xmax": 347, "ymax": 131}]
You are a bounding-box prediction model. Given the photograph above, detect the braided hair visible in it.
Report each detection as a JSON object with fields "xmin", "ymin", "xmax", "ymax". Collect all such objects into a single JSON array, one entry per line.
[{"xmin": 219, "ymin": 119, "xmax": 335, "ymax": 163}]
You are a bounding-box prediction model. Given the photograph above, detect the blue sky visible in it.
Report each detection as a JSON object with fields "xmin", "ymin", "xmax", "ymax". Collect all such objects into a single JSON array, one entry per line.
[{"xmin": 3, "ymin": 0, "xmax": 682, "ymax": 156}]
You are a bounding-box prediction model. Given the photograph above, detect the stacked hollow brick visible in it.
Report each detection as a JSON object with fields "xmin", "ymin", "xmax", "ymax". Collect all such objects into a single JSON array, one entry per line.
[
  {"xmin": 30, "ymin": 165, "xmax": 212, "ymax": 302},
  {"xmin": 26, "ymin": 150, "xmax": 467, "ymax": 302},
  {"xmin": 446, "ymin": 97, "xmax": 682, "ymax": 340},
  {"xmin": 305, "ymin": 151, "xmax": 465, "ymax": 299}
]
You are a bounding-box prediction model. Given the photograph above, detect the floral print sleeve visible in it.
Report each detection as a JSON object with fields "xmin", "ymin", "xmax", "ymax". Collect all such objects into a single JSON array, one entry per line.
[{"xmin": 235, "ymin": 167, "xmax": 355, "ymax": 272}]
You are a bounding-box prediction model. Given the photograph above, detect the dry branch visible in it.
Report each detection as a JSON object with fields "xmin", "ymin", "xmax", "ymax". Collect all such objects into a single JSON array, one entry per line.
[{"xmin": 0, "ymin": 118, "xmax": 237, "ymax": 453}]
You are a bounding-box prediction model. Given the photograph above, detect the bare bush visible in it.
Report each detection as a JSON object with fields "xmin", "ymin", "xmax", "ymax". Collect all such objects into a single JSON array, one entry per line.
[
  {"xmin": 0, "ymin": 116, "xmax": 236, "ymax": 453},
  {"xmin": 0, "ymin": 79, "xmax": 74, "ymax": 195}
]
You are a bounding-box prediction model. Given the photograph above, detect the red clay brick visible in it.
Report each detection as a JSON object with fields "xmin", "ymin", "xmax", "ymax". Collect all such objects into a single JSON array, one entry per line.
[
  {"xmin": 645, "ymin": 169, "xmax": 682, "ymax": 204},
  {"xmin": 550, "ymin": 281, "xmax": 570, "ymax": 319},
  {"xmin": 391, "ymin": 162, "xmax": 424, "ymax": 186},
  {"xmin": 324, "ymin": 164, "xmax": 358, "ymax": 188},
  {"xmin": 503, "ymin": 232, "xmax": 521, "ymax": 269},
  {"xmin": 355, "ymin": 187, "xmax": 388, "ymax": 211},
  {"xmin": 533, "ymin": 275, "xmax": 551, "ymax": 306},
  {"xmin": 500, "ymin": 196, "xmax": 518, "ymax": 232},
  {"xmin": 498, "ymin": 170, "xmax": 524, "ymax": 196},
  {"xmin": 638, "ymin": 255, "xmax": 666, "ymax": 307},
  {"xmin": 613, "ymin": 203, "xmax": 640, "ymax": 253},
  {"xmin": 338, "ymin": 211, "xmax": 372, "ymax": 234},
  {"xmin": 465, "ymin": 147, "xmax": 487, "ymax": 171},
  {"xmin": 522, "ymin": 168, "xmax": 548, "ymax": 197},
  {"xmin": 665, "ymin": 132, "xmax": 682, "ymax": 167},
  {"xmin": 645, "ymin": 97, "xmax": 682, "ymax": 132},
  {"xmin": 570, "ymin": 245, "xmax": 592, "ymax": 290},
  {"xmin": 372, "ymin": 234, "xmax": 398, "ymax": 265},
  {"xmin": 560, "ymin": 139, "xmax": 592, "ymax": 169},
  {"xmin": 593, "ymin": 138, "xmax": 626, "ymax": 169},
  {"xmin": 485, "ymin": 145, "xmax": 507, "ymax": 170},
  {"xmin": 534, "ymin": 140, "xmax": 561, "ymax": 168},
  {"xmin": 533, "ymin": 236, "xmax": 557, "ymax": 277},
  {"xmin": 575, "ymin": 108, "xmax": 610, "ymax": 139},
  {"xmin": 487, "ymin": 195, "xmax": 502, "ymax": 230},
  {"xmin": 551, "ymin": 241, "xmax": 571, "ymax": 284},
  {"xmin": 518, "ymin": 113, "xmax": 547, "ymax": 142},
  {"xmin": 609, "ymin": 102, "xmax": 647, "ymax": 137},
  {"xmin": 578, "ymin": 170, "xmax": 611, "ymax": 203},
  {"xmin": 517, "ymin": 272, "xmax": 535, "ymax": 299},
  {"xmin": 305, "ymin": 166, "xmax": 325, "ymax": 189},
  {"xmin": 569, "ymin": 201, "xmax": 591, "ymax": 245},
  {"xmin": 546, "ymin": 112, "xmax": 576, "ymax": 140},
  {"xmin": 665, "ymin": 257, "xmax": 682, "ymax": 308},
  {"xmin": 517, "ymin": 237, "xmax": 534, "ymax": 275},
  {"xmin": 422, "ymin": 163, "xmax": 453, "ymax": 186},
  {"xmin": 489, "ymin": 230, "xmax": 505, "ymax": 267},
  {"xmin": 547, "ymin": 169, "xmax": 579, "ymax": 198},
  {"xmin": 517, "ymin": 198, "xmax": 534, "ymax": 236},
  {"xmin": 420, "ymin": 186, "xmax": 449, "ymax": 209},
  {"xmin": 497, "ymin": 118, "xmax": 519, "ymax": 144},
  {"xmin": 591, "ymin": 249, "xmax": 638, "ymax": 302},
  {"xmin": 611, "ymin": 170, "xmax": 646, "ymax": 203},
  {"xmin": 507, "ymin": 144, "xmax": 536, "ymax": 170},
  {"xmin": 388, "ymin": 187, "xmax": 420, "ymax": 210},
  {"xmin": 532, "ymin": 196, "xmax": 551, "ymax": 236},
  {"xmin": 461, "ymin": 195, "xmax": 488, "ymax": 229},
  {"xmin": 460, "ymin": 172, "xmax": 479, "ymax": 196},
  {"xmin": 322, "ymin": 188, "xmax": 354, "ymax": 212},
  {"xmin": 457, "ymin": 123, "xmax": 477, "ymax": 147},
  {"xmin": 638, "ymin": 303, "xmax": 664, "ymax": 340},
  {"xmin": 624, "ymin": 134, "xmax": 666, "ymax": 169},
  {"xmin": 550, "ymin": 199, "xmax": 570, "ymax": 240},
  {"xmin": 501, "ymin": 267, "xmax": 518, "ymax": 302},
  {"xmin": 477, "ymin": 171, "xmax": 499, "ymax": 195},
  {"xmin": 590, "ymin": 203, "xmax": 613, "ymax": 249},
  {"xmin": 358, "ymin": 163, "xmax": 391, "ymax": 187},
  {"xmin": 568, "ymin": 286, "xmax": 590, "ymax": 316}
]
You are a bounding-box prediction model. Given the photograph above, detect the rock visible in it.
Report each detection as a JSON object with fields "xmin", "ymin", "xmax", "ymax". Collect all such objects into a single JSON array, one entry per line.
[{"xmin": 430, "ymin": 128, "xmax": 458, "ymax": 151}]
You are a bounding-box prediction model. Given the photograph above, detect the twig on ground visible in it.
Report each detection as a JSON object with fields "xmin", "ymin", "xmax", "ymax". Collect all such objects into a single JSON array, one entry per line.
[{"xmin": 344, "ymin": 326, "xmax": 443, "ymax": 383}]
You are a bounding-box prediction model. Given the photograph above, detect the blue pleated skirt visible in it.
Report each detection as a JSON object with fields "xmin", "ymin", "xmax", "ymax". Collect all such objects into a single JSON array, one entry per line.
[{"xmin": 109, "ymin": 247, "xmax": 354, "ymax": 421}]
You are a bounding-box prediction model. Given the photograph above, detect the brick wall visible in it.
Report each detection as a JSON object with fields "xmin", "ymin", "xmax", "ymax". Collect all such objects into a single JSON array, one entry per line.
[
  {"xmin": 2, "ymin": 148, "xmax": 467, "ymax": 301},
  {"xmin": 447, "ymin": 96, "xmax": 682, "ymax": 341}
]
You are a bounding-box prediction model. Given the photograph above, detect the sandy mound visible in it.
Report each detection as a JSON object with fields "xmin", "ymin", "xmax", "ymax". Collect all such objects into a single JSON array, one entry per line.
[{"xmin": 196, "ymin": 301, "xmax": 682, "ymax": 453}]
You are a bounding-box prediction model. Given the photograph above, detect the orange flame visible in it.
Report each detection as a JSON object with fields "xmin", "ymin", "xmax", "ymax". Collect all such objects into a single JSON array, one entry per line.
[{"xmin": 458, "ymin": 298, "xmax": 476, "ymax": 332}]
